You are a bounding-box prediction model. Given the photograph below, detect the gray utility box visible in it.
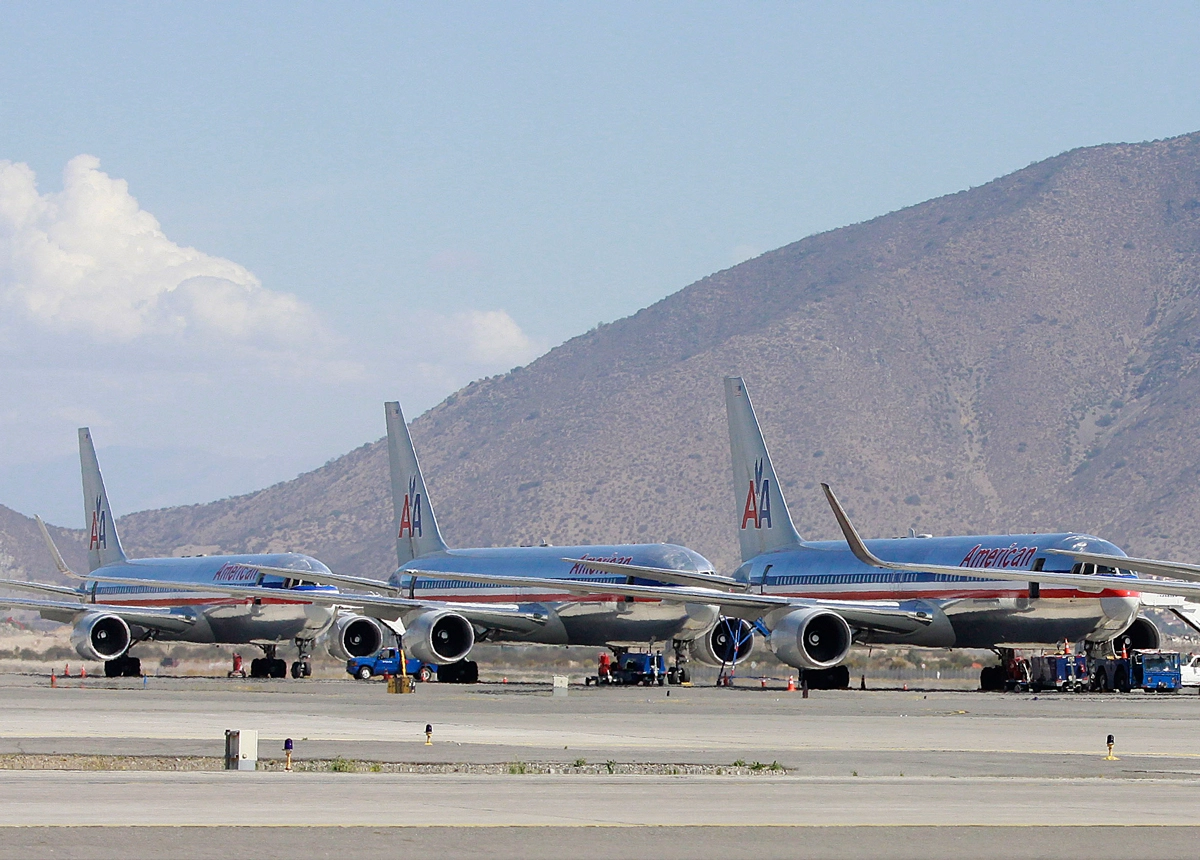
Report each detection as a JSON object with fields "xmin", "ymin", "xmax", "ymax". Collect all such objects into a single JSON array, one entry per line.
[{"xmin": 225, "ymin": 729, "xmax": 258, "ymax": 771}]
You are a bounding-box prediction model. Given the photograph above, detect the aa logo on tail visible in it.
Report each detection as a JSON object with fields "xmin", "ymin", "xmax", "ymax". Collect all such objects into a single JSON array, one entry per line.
[
  {"xmin": 740, "ymin": 459, "xmax": 772, "ymax": 530},
  {"xmin": 397, "ymin": 477, "xmax": 423, "ymax": 539},
  {"xmin": 89, "ymin": 496, "xmax": 107, "ymax": 549}
]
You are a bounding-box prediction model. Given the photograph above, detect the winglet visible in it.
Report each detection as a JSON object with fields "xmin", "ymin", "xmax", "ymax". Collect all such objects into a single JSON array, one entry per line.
[
  {"xmin": 821, "ymin": 483, "xmax": 894, "ymax": 569},
  {"xmin": 35, "ymin": 515, "xmax": 75, "ymax": 577}
]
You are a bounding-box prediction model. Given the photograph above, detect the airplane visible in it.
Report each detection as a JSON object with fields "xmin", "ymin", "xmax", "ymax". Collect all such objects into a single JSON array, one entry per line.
[
  {"xmin": 0, "ymin": 429, "xmax": 341, "ymax": 678},
  {"xmin": 401, "ymin": 377, "xmax": 1200, "ymax": 690},
  {"xmin": 76, "ymin": 401, "xmax": 749, "ymax": 682}
]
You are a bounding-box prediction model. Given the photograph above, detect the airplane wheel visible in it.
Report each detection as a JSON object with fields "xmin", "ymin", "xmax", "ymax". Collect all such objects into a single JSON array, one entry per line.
[
  {"xmin": 122, "ymin": 657, "xmax": 141, "ymax": 677},
  {"xmin": 105, "ymin": 659, "xmax": 123, "ymax": 678},
  {"xmin": 290, "ymin": 661, "xmax": 303, "ymax": 679},
  {"xmin": 271, "ymin": 659, "xmax": 287, "ymax": 678}
]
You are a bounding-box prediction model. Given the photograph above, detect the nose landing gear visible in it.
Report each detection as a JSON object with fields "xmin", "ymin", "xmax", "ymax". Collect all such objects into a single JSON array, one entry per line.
[{"xmin": 290, "ymin": 638, "xmax": 314, "ymax": 678}]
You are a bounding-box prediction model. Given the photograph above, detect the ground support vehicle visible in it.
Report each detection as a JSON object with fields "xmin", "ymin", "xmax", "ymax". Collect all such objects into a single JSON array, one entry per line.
[
  {"xmin": 585, "ymin": 651, "xmax": 668, "ymax": 686},
  {"xmin": 1029, "ymin": 654, "xmax": 1087, "ymax": 692},
  {"xmin": 1090, "ymin": 650, "xmax": 1181, "ymax": 692},
  {"xmin": 1181, "ymin": 654, "xmax": 1200, "ymax": 686},
  {"xmin": 346, "ymin": 647, "xmax": 437, "ymax": 682}
]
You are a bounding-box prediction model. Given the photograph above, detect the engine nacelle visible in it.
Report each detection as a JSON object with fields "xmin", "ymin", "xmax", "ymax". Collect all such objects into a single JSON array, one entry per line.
[
  {"xmin": 688, "ymin": 617, "xmax": 756, "ymax": 667},
  {"xmin": 1114, "ymin": 616, "xmax": 1161, "ymax": 653},
  {"xmin": 326, "ymin": 614, "xmax": 385, "ymax": 661},
  {"xmin": 402, "ymin": 610, "xmax": 475, "ymax": 665},
  {"xmin": 71, "ymin": 612, "xmax": 131, "ymax": 662},
  {"xmin": 768, "ymin": 607, "xmax": 852, "ymax": 670}
]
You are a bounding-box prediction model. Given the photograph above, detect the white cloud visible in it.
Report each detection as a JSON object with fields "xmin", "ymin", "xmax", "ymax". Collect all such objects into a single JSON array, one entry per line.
[
  {"xmin": 0, "ymin": 155, "xmax": 321, "ymax": 345},
  {"xmin": 455, "ymin": 309, "xmax": 539, "ymax": 365},
  {"xmin": 0, "ymin": 156, "xmax": 549, "ymax": 520}
]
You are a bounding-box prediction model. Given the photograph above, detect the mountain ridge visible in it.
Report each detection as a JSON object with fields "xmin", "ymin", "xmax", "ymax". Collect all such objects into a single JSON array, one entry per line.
[{"xmin": 4, "ymin": 131, "xmax": 1200, "ymax": 584}]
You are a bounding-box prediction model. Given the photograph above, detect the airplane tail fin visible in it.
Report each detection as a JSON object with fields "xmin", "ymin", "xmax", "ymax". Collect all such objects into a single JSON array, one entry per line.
[
  {"xmin": 385, "ymin": 401, "xmax": 448, "ymax": 565},
  {"xmin": 724, "ymin": 377, "xmax": 804, "ymax": 561},
  {"xmin": 78, "ymin": 428, "xmax": 128, "ymax": 572}
]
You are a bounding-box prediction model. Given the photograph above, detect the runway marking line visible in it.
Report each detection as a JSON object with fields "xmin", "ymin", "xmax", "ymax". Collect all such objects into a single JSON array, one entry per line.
[{"xmin": 5, "ymin": 823, "xmax": 1200, "ymax": 829}]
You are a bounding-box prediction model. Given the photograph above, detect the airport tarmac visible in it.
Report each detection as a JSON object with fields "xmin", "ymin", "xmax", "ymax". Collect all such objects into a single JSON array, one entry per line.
[{"xmin": 2, "ymin": 674, "xmax": 1200, "ymax": 858}]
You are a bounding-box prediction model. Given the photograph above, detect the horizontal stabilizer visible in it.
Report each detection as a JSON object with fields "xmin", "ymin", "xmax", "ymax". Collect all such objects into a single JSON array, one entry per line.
[
  {"xmin": 35, "ymin": 516, "xmax": 75, "ymax": 577},
  {"xmin": 0, "ymin": 578, "xmax": 81, "ymax": 598}
]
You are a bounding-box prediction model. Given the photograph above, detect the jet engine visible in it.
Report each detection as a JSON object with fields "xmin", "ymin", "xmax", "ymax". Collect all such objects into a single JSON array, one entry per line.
[
  {"xmin": 1113, "ymin": 616, "xmax": 1161, "ymax": 653},
  {"xmin": 688, "ymin": 617, "xmax": 756, "ymax": 667},
  {"xmin": 768, "ymin": 607, "xmax": 852, "ymax": 670},
  {"xmin": 402, "ymin": 610, "xmax": 475, "ymax": 665},
  {"xmin": 326, "ymin": 614, "xmax": 386, "ymax": 661},
  {"xmin": 71, "ymin": 612, "xmax": 131, "ymax": 662}
]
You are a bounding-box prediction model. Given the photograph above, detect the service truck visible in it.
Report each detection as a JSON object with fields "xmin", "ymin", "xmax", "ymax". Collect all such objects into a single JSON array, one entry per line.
[
  {"xmin": 1090, "ymin": 650, "xmax": 1181, "ymax": 692},
  {"xmin": 1028, "ymin": 653, "xmax": 1088, "ymax": 692},
  {"xmin": 585, "ymin": 652, "xmax": 668, "ymax": 686},
  {"xmin": 346, "ymin": 647, "xmax": 436, "ymax": 682}
]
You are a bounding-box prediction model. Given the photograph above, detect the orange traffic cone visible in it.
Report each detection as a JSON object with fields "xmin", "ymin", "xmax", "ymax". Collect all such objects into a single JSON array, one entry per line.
[{"xmin": 787, "ymin": 676, "xmax": 796, "ymax": 691}]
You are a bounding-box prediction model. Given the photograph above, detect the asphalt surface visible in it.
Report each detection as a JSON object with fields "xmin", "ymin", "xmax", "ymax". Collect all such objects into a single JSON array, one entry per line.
[{"xmin": 2, "ymin": 674, "xmax": 1200, "ymax": 857}]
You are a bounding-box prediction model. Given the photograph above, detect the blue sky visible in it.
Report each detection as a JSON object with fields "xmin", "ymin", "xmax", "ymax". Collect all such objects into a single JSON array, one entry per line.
[{"xmin": 2, "ymin": 2, "xmax": 1199, "ymax": 525}]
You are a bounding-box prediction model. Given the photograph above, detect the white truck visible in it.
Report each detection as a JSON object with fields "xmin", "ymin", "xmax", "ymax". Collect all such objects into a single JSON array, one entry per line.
[{"xmin": 1180, "ymin": 654, "xmax": 1200, "ymax": 686}]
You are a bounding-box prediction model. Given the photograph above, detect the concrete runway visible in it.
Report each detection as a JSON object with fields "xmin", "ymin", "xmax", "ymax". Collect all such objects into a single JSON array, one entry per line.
[{"xmin": 2, "ymin": 675, "xmax": 1200, "ymax": 857}]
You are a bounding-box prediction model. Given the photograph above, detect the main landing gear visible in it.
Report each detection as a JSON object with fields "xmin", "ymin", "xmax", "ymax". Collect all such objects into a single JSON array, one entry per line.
[
  {"xmin": 979, "ymin": 648, "xmax": 1031, "ymax": 692},
  {"xmin": 290, "ymin": 638, "xmax": 314, "ymax": 679},
  {"xmin": 104, "ymin": 654, "xmax": 142, "ymax": 677},
  {"xmin": 250, "ymin": 644, "xmax": 287, "ymax": 679},
  {"xmin": 667, "ymin": 639, "xmax": 691, "ymax": 685}
]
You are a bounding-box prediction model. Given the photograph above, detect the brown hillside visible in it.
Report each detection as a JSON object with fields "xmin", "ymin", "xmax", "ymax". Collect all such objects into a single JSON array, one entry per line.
[{"xmin": 6, "ymin": 132, "xmax": 1200, "ymax": 579}]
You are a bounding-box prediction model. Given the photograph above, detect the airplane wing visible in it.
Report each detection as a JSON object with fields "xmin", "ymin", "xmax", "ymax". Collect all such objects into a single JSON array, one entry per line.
[
  {"xmin": 1043, "ymin": 548, "xmax": 1200, "ymax": 583},
  {"xmin": 408, "ymin": 569, "xmax": 938, "ymax": 636},
  {"xmin": 247, "ymin": 558, "xmax": 743, "ymax": 595},
  {"xmin": 558, "ymin": 558, "xmax": 745, "ymax": 591},
  {"xmin": 210, "ymin": 563, "xmax": 403, "ymax": 594},
  {"xmin": 820, "ymin": 483, "xmax": 1200, "ymax": 601},
  {"xmin": 78, "ymin": 572, "xmax": 550, "ymax": 634},
  {"xmin": 0, "ymin": 594, "xmax": 196, "ymax": 633}
]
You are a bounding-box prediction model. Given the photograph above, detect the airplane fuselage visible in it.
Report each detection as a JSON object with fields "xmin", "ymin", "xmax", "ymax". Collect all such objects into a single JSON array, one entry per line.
[
  {"xmin": 394, "ymin": 543, "xmax": 720, "ymax": 647},
  {"xmin": 81, "ymin": 553, "xmax": 336, "ymax": 645},
  {"xmin": 739, "ymin": 532, "xmax": 1138, "ymax": 648}
]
